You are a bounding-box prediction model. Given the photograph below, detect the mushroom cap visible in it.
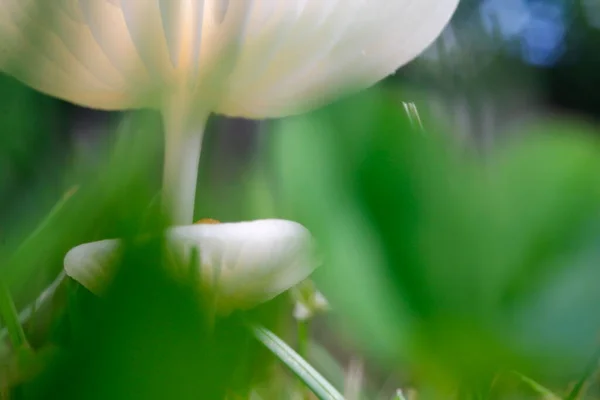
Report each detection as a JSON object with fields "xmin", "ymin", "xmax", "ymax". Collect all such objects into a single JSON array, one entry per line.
[
  {"xmin": 0, "ymin": 0, "xmax": 459, "ymax": 118},
  {"xmin": 64, "ymin": 219, "xmax": 318, "ymax": 313}
]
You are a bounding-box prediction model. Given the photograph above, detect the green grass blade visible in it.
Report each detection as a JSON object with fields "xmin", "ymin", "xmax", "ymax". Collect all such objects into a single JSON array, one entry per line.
[
  {"xmin": 0, "ymin": 272, "xmax": 66, "ymax": 342},
  {"xmin": 565, "ymin": 346, "xmax": 600, "ymax": 400},
  {"xmin": 250, "ymin": 325, "xmax": 345, "ymax": 400},
  {"xmin": 510, "ymin": 371, "xmax": 562, "ymax": 400},
  {"xmin": 0, "ymin": 281, "xmax": 28, "ymax": 348}
]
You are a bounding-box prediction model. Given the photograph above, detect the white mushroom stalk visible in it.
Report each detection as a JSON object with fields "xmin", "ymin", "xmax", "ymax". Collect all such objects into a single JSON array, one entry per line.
[
  {"xmin": 0, "ymin": 0, "xmax": 459, "ymax": 224},
  {"xmin": 0, "ymin": 0, "xmax": 459, "ymax": 310}
]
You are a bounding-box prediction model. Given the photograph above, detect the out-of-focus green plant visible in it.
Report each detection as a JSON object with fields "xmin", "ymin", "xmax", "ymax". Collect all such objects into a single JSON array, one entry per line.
[
  {"xmin": 272, "ymin": 88, "xmax": 600, "ymax": 396},
  {"xmin": 5, "ymin": 82, "xmax": 600, "ymax": 400},
  {"xmin": 0, "ymin": 112, "xmax": 282, "ymax": 399}
]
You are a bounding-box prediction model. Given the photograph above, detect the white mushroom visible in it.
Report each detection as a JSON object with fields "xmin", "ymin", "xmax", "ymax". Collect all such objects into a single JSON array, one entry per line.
[
  {"xmin": 64, "ymin": 219, "xmax": 317, "ymax": 312},
  {"xmin": 0, "ymin": 0, "xmax": 460, "ymax": 118},
  {"xmin": 0, "ymin": 1, "xmax": 460, "ymax": 224},
  {"xmin": 1, "ymin": 1, "xmax": 459, "ymax": 306}
]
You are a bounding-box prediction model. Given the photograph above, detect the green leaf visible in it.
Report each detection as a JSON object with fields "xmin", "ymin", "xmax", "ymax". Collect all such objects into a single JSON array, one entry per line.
[
  {"xmin": 272, "ymin": 88, "xmax": 600, "ymax": 383},
  {"xmin": 250, "ymin": 325, "xmax": 345, "ymax": 400}
]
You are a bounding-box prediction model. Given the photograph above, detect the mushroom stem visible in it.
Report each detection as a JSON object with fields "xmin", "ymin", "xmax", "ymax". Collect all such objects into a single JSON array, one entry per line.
[{"xmin": 161, "ymin": 98, "xmax": 209, "ymax": 225}]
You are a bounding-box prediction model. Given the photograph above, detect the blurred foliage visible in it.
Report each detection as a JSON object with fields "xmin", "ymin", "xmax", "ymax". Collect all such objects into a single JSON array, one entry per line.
[
  {"xmin": 2, "ymin": 79, "xmax": 600, "ymax": 398},
  {"xmin": 271, "ymin": 88, "xmax": 600, "ymax": 397},
  {"xmin": 0, "ymin": 104, "xmax": 291, "ymax": 399},
  {"xmin": 0, "ymin": 74, "xmax": 68, "ymax": 239}
]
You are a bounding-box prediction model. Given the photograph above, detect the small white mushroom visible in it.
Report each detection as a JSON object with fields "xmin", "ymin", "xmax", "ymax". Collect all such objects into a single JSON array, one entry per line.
[{"xmin": 64, "ymin": 219, "xmax": 318, "ymax": 313}]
